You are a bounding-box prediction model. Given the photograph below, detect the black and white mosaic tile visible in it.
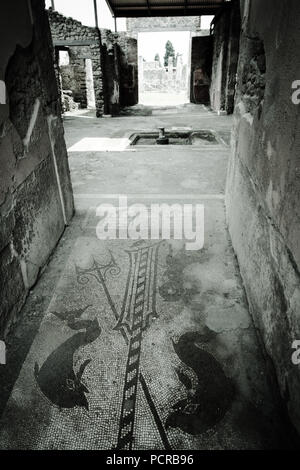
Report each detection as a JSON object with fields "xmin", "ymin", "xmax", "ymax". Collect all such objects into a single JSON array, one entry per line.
[{"xmin": 0, "ymin": 237, "xmax": 279, "ymax": 450}]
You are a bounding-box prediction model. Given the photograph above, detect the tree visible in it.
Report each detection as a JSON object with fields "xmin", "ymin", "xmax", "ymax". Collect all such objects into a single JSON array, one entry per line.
[{"xmin": 164, "ymin": 40, "xmax": 176, "ymax": 67}]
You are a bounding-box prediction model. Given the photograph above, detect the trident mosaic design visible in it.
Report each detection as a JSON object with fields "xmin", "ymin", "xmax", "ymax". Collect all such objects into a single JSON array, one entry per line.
[
  {"xmin": 76, "ymin": 241, "xmax": 171, "ymax": 450},
  {"xmin": 33, "ymin": 240, "xmax": 234, "ymax": 450}
]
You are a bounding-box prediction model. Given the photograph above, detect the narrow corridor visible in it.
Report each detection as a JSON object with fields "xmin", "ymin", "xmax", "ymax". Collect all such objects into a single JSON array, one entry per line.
[{"xmin": 0, "ymin": 105, "xmax": 296, "ymax": 449}]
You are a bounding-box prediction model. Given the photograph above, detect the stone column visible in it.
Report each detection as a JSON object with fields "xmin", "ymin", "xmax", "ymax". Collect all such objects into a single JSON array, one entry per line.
[{"xmin": 138, "ymin": 55, "xmax": 144, "ymax": 93}]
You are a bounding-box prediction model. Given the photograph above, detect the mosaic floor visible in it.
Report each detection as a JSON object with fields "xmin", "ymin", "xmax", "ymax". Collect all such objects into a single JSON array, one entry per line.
[
  {"xmin": 0, "ymin": 106, "xmax": 295, "ymax": 449},
  {"xmin": 0, "ymin": 234, "xmax": 284, "ymax": 450}
]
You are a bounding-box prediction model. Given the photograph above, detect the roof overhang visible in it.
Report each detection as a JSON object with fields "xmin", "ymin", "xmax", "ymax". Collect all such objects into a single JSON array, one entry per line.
[{"xmin": 104, "ymin": 0, "xmax": 227, "ymax": 18}]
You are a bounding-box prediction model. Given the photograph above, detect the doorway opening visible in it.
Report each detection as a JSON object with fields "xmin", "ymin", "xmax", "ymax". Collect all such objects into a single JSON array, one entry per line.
[
  {"xmin": 138, "ymin": 31, "xmax": 191, "ymax": 106},
  {"xmin": 56, "ymin": 47, "xmax": 96, "ymax": 115}
]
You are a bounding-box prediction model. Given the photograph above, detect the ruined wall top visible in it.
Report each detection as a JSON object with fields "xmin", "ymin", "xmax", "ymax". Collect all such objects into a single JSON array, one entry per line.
[
  {"xmin": 48, "ymin": 8, "xmax": 134, "ymax": 46},
  {"xmin": 48, "ymin": 8, "xmax": 99, "ymax": 42}
]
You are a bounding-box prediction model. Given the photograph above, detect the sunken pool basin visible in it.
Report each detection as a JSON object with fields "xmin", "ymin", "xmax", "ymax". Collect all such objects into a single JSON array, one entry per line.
[{"xmin": 130, "ymin": 130, "xmax": 220, "ymax": 146}]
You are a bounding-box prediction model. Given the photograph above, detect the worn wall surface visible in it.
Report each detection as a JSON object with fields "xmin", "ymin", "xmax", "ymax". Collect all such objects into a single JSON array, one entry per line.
[
  {"xmin": 0, "ymin": 0, "xmax": 74, "ymax": 336},
  {"xmin": 223, "ymin": 3, "xmax": 241, "ymax": 114},
  {"xmin": 210, "ymin": 9, "xmax": 230, "ymax": 112},
  {"xmin": 226, "ymin": 0, "xmax": 300, "ymax": 432},
  {"xmin": 210, "ymin": 2, "xmax": 240, "ymax": 113},
  {"xmin": 100, "ymin": 29, "xmax": 121, "ymax": 116},
  {"xmin": 190, "ymin": 35, "xmax": 212, "ymax": 104},
  {"xmin": 116, "ymin": 34, "xmax": 138, "ymax": 107}
]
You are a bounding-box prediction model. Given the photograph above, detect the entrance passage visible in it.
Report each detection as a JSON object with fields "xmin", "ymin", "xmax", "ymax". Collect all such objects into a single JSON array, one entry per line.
[
  {"xmin": 0, "ymin": 105, "xmax": 296, "ymax": 450},
  {"xmin": 138, "ymin": 31, "xmax": 191, "ymax": 106},
  {"xmin": 2, "ymin": 0, "xmax": 300, "ymax": 451}
]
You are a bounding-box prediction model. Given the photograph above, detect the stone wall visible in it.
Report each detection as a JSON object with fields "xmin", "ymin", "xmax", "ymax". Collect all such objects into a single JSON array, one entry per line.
[
  {"xmin": 59, "ymin": 50, "xmax": 89, "ymax": 109},
  {"xmin": 127, "ymin": 16, "xmax": 201, "ymax": 37},
  {"xmin": 48, "ymin": 9, "xmax": 105, "ymax": 116},
  {"xmin": 0, "ymin": 0, "xmax": 74, "ymax": 336},
  {"xmin": 226, "ymin": 0, "xmax": 300, "ymax": 433},
  {"xmin": 48, "ymin": 10, "xmax": 138, "ymax": 115},
  {"xmin": 210, "ymin": 2, "xmax": 240, "ymax": 113}
]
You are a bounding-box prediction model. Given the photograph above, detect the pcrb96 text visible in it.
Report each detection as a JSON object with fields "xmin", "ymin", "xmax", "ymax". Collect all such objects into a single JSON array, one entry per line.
[{"xmin": 150, "ymin": 455, "xmax": 194, "ymax": 465}]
